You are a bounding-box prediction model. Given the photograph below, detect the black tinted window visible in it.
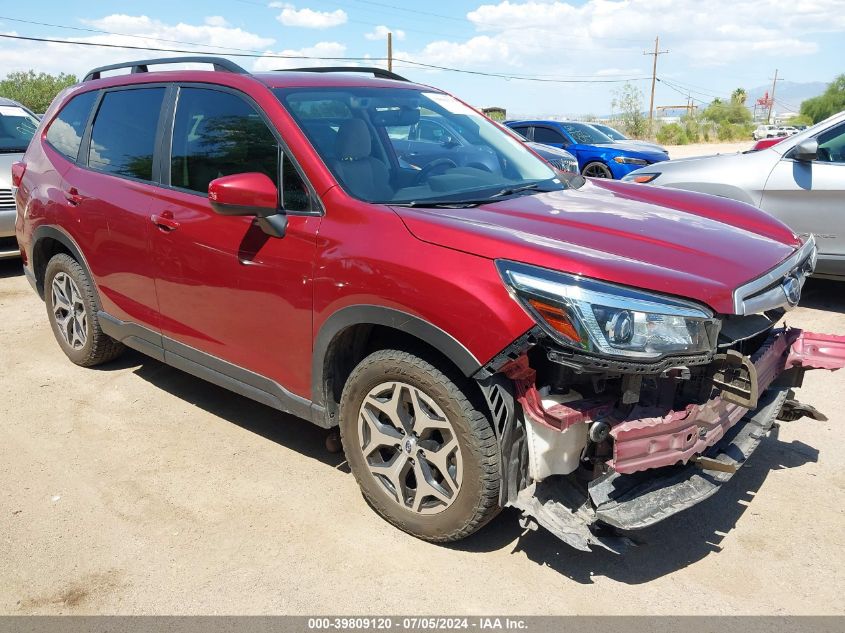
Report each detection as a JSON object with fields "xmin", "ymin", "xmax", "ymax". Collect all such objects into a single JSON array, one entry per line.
[
  {"xmin": 88, "ymin": 88, "xmax": 165, "ymax": 180},
  {"xmin": 281, "ymin": 155, "xmax": 312, "ymax": 212},
  {"xmin": 46, "ymin": 91, "xmax": 98, "ymax": 160},
  {"xmin": 171, "ymin": 88, "xmax": 278, "ymax": 194},
  {"xmin": 532, "ymin": 126, "xmax": 566, "ymax": 144}
]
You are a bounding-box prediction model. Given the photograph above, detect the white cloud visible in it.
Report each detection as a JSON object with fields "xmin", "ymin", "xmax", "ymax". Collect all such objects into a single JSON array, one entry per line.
[
  {"xmin": 252, "ymin": 42, "xmax": 347, "ymax": 71},
  {"xmin": 273, "ymin": 4, "xmax": 347, "ymax": 29},
  {"xmin": 0, "ymin": 15, "xmax": 276, "ymax": 79},
  {"xmin": 204, "ymin": 16, "xmax": 229, "ymax": 27},
  {"xmin": 458, "ymin": 0, "xmax": 845, "ymax": 67},
  {"xmin": 365, "ymin": 25, "xmax": 406, "ymax": 41}
]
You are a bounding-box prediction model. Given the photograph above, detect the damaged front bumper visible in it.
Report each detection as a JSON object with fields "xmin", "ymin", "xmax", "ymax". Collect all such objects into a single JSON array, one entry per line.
[{"xmin": 507, "ymin": 328, "xmax": 845, "ymax": 552}]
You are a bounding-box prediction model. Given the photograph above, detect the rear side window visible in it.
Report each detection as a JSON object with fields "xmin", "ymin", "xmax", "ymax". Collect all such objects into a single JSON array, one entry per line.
[
  {"xmin": 45, "ymin": 91, "xmax": 98, "ymax": 160},
  {"xmin": 170, "ymin": 87, "xmax": 279, "ymax": 194},
  {"xmin": 88, "ymin": 88, "xmax": 165, "ymax": 181},
  {"xmin": 533, "ymin": 126, "xmax": 566, "ymax": 144}
]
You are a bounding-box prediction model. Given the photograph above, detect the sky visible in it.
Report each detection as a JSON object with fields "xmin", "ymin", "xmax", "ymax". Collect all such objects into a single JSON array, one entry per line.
[{"xmin": 1, "ymin": 0, "xmax": 844, "ymax": 117}]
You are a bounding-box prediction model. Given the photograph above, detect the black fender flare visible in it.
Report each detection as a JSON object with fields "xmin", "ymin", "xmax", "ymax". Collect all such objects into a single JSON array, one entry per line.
[
  {"xmin": 311, "ymin": 305, "xmax": 482, "ymax": 407},
  {"xmin": 30, "ymin": 225, "xmax": 99, "ymax": 301}
]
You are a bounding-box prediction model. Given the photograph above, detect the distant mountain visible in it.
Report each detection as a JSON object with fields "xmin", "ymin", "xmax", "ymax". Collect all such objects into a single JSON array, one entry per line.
[{"xmin": 746, "ymin": 81, "xmax": 828, "ymax": 114}]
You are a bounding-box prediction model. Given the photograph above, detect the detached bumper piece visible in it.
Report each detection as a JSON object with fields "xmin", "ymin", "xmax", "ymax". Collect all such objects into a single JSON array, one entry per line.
[{"xmin": 510, "ymin": 328, "xmax": 845, "ymax": 551}]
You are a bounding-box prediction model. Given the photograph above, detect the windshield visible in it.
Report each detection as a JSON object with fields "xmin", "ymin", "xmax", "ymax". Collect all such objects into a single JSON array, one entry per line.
[
  {"xmin": 274, "ymin": 86, "xmax": 560, "ymax": 205},
  {"xmin": 592, "ymin": 124, "xmax": 627, "ymax": 141},
  {"xmin": 560, "ymin": 122, "xmax": 613, "ymax": 145},
  {"xmin": 0, "ymin": 103, "xmax": 39, "ymax": 153}
]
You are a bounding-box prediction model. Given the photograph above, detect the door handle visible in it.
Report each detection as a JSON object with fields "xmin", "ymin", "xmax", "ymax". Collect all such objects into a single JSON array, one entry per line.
[
  {"xmin": 150, "ymin": 211, "xmax": 180, "ymax": 232},
  {"xmin": 64, "ymin": 187, "xmax": 84, "ymax": 206}
]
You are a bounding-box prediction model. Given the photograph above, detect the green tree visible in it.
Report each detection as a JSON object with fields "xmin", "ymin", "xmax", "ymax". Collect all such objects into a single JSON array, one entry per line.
[
  {"xmin": 703, "ymin": 97, "xmax": 751, "ymax": 125},
  {"xmin": 0, "ymin": 70, "xmax": 78, "ymax": 113},
  {"xmin": 731, "ymin": 88, "xmax": 747, "ymax": 105},
  {"xmin": 800, "ymin": 74, "xmax": 845, "ymax": 123},
  {"xmin": 786, "ymin": 114, "xmax": 813, "ymax": 127},
  {"xmin": 611, "ymin": 82, "xmax": 647, "ymax": 138}
]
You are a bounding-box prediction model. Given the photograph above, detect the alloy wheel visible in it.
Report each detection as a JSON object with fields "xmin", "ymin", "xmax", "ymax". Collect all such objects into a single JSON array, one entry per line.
[
  {"xmin": 583, "ymin": 163, "xmax": 613, "ymax": 178},
  {"xmin": 358, "ymin": 381, "xmax": 463, "ymax": 515},
  {"xmin": 51, "ymin": 272, "xmax": 88, "ymax": 350}
]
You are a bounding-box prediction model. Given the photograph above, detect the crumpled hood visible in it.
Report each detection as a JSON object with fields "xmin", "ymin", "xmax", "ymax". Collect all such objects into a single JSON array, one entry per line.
[{"xmin": 392, "ymin": 179, "xmax": 801, "ymax": 314}]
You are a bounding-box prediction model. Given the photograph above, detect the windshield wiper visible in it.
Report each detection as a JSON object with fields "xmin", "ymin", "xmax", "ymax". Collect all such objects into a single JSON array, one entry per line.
[
  {"xmin": 489, "ymin": 182, "xmax": 543, "ymax": 198},
  {"xmin": 394, "ymin": 199, "xmax": 488, "ymax": 208}
]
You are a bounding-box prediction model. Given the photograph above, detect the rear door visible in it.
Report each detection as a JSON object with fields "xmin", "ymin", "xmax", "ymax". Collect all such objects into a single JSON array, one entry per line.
[
  {"xmin": 149, "ymin": 85, "xmax": 321, "ymax": 399},
  {"xmin": 761, "ymin": 122, "xmax": 845, "ymax": 274},
  {"xmin": 60, "ymin": 85, "xmax": 167, "ymax": 329}
]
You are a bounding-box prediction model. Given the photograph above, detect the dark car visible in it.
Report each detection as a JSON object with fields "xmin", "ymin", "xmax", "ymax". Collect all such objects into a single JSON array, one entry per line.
[
  {"xmin": 14, "ymin": 57, "xmax": 845, "ymax": 552},
  {"xmin": 507, "ymin": 119, "xmax": 669, "ymax": 179}
]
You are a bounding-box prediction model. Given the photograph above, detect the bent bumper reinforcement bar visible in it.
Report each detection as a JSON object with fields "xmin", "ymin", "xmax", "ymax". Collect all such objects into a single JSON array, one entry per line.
[{"xmin": 509, "ymin": 328, "xmax": 845, "ymax": 552}]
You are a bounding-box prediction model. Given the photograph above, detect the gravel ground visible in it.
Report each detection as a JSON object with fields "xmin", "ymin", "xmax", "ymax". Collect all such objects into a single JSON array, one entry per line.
[{"xmin": 1, "ymin": 257, "xmax": 844, "ymax": 616}]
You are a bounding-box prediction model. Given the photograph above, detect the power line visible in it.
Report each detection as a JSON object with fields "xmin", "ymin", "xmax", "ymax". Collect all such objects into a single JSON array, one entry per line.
[{"xmin": 0, "ymin": 32, "xmax": 650, "ymax": 84}]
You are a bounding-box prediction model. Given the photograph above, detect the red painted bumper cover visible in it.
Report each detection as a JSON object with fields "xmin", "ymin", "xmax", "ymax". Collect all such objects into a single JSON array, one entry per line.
[{"xmin": 609, "ymin": 328, "xmax": 845, "ymax": 475}]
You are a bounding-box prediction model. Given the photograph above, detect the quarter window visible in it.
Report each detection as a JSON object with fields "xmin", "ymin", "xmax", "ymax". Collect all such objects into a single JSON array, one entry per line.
[
  {"xmin": 88, "ymin": 88, "xmax": 165, "ymax": 181},
  {"xmin": 45, "ymin": 91, "xmax": 98, "ymax": 160}
]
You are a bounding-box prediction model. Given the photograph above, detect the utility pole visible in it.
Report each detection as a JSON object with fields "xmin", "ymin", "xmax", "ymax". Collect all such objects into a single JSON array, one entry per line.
[
  {"xmin": 766, "ymin": 69, "xmax": 782, "ymax": 124},
  {"xmin": 643, "ymin": 36, "xmax": 669, "ymax": 132},
  {"xmin": 387, "ymin": 32, "xmax": 393, "ymax": 72}
]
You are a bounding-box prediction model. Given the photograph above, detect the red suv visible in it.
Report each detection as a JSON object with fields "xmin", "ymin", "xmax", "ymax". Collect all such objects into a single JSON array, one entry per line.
[{"xmin": 14, "ymin": 57, "xmax": 845, "ymax": 551}]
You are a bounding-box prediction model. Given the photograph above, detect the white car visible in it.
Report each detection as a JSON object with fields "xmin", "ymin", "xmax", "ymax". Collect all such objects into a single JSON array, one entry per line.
[
  {"xmin": 777, "ymin": 125, "xmax": 799, "ymax": 137},
  {"xmin": 625, "ymin": 110, "xmax": 845, "ymax": 280},
  {"xmin": 753, "ymin": 124, "xmax": 778, "ymax": 140},
  {"xmin": 0, "ymin": 97, "xmax": 41, "ymax": 258}
]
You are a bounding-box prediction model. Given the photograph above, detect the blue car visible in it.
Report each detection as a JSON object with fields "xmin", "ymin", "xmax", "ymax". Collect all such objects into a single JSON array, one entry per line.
[{"xmin": 505, "ymin": 120, "xmax": 669, "ymax": 179}]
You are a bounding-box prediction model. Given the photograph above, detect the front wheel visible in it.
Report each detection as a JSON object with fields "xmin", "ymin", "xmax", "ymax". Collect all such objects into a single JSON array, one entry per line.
[
  {"xmin": 582, "ymin": 161, "xmax": 614, "ymax": 178},
  {"xmin": 339, "ymin": 349, "xmax": 501, "ymax": 542}
]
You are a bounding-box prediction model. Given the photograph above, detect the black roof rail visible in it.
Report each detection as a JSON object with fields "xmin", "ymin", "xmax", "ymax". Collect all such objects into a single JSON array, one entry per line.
[
  {"xmin": 83, "ymin": 56, "xmax": 249, "ymax": 82},
  {"xmin": 280, "ymin": 66, "xmax": 409, "ymax": 82}
]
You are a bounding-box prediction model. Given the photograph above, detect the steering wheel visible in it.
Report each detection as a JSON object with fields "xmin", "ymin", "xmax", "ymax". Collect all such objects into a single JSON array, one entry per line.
[{"xmin": 415, "ymin": 158, "xmax": 458, "ymax": 184}]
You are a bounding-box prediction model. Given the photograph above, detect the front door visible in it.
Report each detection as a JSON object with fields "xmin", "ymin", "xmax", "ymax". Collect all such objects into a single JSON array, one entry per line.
[
  {"xmin": 149, "ymin": 85, "xmax": 321, "ymax": 399},
  {"xmin": 761, "ymin": 122, "xmax": 845, "ymax": 276}
]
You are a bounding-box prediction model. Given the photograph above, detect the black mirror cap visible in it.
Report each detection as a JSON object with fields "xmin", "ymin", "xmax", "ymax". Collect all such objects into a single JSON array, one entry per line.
[{"xmin": 793, "ymin": 139, "xmax": 819, "ymax": 162}]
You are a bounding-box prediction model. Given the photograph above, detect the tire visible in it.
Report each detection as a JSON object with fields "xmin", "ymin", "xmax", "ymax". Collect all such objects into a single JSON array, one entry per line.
[
  {"xmin": 44, "ymin": 253, "xmax": 124, "ymax": 367},
  {"xmin": 339, "ymin": 349, "xmax": 501, "ymax": 542},
  {"xmin": 581, "ymin": 161, "xmax": 614, "ymax": 178}
]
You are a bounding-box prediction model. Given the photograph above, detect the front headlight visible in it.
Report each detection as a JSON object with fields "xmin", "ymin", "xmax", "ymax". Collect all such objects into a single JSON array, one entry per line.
[
  {"xmin": 498, "ymin": 261, "xmax": 720, "ymax": 360},
  {"xmin": 612, "ymin": 156, "xmax": 649, "ymax": 165}
]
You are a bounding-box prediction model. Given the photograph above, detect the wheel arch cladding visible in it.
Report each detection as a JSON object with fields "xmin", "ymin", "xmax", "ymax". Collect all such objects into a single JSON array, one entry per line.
[
  {"xmin": 312, "ymin": 306, "xmax": 483, "ymax": 426},
  {"xmin": 31, "ymin": 226, "xmax": 95, "ymax": 301}
]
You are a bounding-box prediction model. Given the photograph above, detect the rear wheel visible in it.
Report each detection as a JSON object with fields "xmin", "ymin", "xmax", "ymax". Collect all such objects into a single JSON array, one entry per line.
[
  {"xmin": 44, "ymin": 253, "xmax": 124, "ymax": 367},
  {"xmin": 582, "ymin": 161, "xmax": 613, "ymax": 178},
  {"xmin": 339, "ymin": 349, "xmax": 501, "ymax": 542}
]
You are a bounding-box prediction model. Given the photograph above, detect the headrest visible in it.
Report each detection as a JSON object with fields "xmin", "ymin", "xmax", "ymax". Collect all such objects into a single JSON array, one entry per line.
[{"xmin": 335, "ymin": 119, "xmax": 371, "ymax": 161}]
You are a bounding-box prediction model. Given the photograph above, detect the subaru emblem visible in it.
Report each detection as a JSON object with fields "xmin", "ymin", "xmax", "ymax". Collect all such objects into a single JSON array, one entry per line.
[{"xmin": 782, "ymin": 275, "xmax": 801, "ymax": 306}]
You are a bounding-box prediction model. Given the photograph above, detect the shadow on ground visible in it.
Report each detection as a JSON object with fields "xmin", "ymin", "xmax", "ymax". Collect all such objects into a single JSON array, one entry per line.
[
  {"xmin": 455, "ymin": 425, "xmax": 817, "ymax": 584},
  {"xmin": 800, "ymin": 278, "xmax": 845, "ymax": 314},
  {"xmin": 93, "ymin": 347, "xmax": 819, "ymax": 584},
  {"xmin": 0, "ymin": 258, "xmax": 23, "ymax": 280},
  {"xmin": 98, "ymin": 349, "xmax": 348, "ymax": 472}
]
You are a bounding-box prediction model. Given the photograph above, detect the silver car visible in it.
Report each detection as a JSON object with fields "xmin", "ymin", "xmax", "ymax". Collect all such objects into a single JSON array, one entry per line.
[
  {"xmin": 0, "ymin": 97, "xmax": 40, "ymax": 258},
  {"xmin": 624, "ymin": 111, "xmax": 845, "ymax": 280}
]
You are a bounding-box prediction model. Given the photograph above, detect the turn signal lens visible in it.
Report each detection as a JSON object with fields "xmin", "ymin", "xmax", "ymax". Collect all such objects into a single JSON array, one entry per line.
[
  {"xmin": 631, "ymin": 173, "xmax": 659, "ymax": 183},
  {"xmin": 527, "ymin": 298, "xmax": 581, "ymax": 343}
]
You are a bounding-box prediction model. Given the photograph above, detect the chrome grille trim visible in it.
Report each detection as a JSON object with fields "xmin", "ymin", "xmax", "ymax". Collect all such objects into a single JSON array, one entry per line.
[
  {"xmin": 0, "ymin": 188, "xmax": 15, "ymax": 210},
  {"xmin": 732, "ymin": 235, "xmax": 817, "ymax": 315}
]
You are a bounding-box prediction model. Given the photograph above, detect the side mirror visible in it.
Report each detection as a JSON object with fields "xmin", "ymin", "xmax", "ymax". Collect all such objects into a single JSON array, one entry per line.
[
  {"xmin": 792, "ymin": 139, "xmax": 819, "ymax": 162},
  {"xmin": 208, "ymin": 172, "xmax": 287, "ymax": 238}
]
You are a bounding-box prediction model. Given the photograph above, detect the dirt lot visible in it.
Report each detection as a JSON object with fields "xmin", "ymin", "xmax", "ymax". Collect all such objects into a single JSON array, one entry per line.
[
  {"xmin": 665, "ymin": 141, "xmax": 754, "ymax": 159},
  {"xmin": 1, "ymin": 257, "xmax": 844, "ymax": 616}
]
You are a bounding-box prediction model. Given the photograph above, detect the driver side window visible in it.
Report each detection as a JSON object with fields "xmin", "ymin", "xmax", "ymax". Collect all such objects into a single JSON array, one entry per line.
[{"xmin": 815, "ymin": 123, "xmax": 845, "ymax": 163}]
